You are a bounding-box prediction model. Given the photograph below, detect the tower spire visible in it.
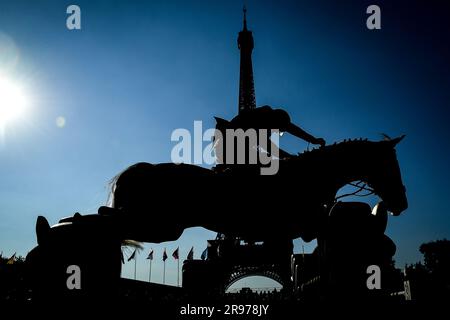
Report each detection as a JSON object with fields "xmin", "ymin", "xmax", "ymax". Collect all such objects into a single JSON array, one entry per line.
[
  {"xmin": 237, "ymin": 6, "xmax": 256, "ymax": 114},
  {"xmin": 243, "ymin": 6, "xmax": 248, "ymax": 31}
]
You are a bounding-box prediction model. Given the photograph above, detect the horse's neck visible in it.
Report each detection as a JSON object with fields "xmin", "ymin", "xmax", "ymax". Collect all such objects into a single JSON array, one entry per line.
[{"xmin": 325, "ymin": 144, "xmax": 374, "ymax": 189}]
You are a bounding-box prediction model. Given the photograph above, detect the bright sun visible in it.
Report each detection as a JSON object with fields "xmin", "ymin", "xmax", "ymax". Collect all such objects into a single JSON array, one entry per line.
[{"xmin": 0, "ymin": 76, "xmax": 28, "ymax": 128}]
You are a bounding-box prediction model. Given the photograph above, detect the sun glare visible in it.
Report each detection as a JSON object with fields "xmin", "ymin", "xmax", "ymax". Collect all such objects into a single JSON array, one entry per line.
[{"xmin": 0, "ymin": 76, "xmax": 28, "ymax": 128}]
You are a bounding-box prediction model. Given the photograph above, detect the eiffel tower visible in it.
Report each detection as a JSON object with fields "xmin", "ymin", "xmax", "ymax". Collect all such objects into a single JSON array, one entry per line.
[
  {"xmin": 188, "ymin": 8, "xmax": 294, "ymax": 292},
  {"xmin": 238, "ymin": 6, "xmax": 256, "ymax": 114}
]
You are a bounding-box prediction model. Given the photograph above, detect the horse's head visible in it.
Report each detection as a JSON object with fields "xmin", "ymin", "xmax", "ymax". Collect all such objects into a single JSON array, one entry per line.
[{"xmin": 368, "ymin": 135, "xmax": 408, "ymax": 216}]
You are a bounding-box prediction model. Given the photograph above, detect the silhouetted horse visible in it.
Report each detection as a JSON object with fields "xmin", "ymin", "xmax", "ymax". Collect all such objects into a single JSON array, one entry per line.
[
  {"xmin": 104, "ymin": 135, "xmax": 407, "ymax": 243},
  {"xmin": 26, "ymin": 136, "xmax": 407, "ymax": 300}
]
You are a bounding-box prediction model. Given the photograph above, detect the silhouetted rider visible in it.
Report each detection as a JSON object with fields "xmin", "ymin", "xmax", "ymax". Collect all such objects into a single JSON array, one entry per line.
[{"xmin": 214, "ymin": 105, "xmax": 325, "ymax": 165}]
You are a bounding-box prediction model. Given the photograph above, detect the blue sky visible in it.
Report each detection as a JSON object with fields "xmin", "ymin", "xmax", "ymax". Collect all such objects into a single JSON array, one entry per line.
[{"xmin": 0, "ymin": 0, "xmax": 449, "ymax": 288}]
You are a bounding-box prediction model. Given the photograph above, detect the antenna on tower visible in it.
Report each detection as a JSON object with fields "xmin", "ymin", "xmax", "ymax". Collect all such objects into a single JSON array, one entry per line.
[{"xmin": 243, "ymin": 5, "xmax": 248, "ymax": 30}]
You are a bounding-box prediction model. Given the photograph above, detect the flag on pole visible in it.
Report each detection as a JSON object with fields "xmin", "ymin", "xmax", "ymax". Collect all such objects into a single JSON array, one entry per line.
[
  {"xmin": 147, "ymin": 248, "xmax": 153, "ymax": 282},
  {"xmin": 127, "ymin": 249, "xmax": 136, "ymax": 262},
  {"xmin": 172, "ymin": 247, "xmax": 179, "ymax": 260},
  {"xmin": 201, "ymin": 248, "xmax": 207, "ymax": 260},
  {"xmin": 6, "ymin": 253, "xmax": 16, "ymax": 265},
  {"xmin": 162, "ymin": 248, "xmax": 167, "ymax": 284},
  {"xmin": 187, "ymin": 247, "xmax": 194, "ymax": 260}
]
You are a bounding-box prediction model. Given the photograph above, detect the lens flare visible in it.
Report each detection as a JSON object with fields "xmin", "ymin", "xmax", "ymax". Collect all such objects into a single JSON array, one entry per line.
[{"xmin": 0, "ymin": 76, "xmax": 28, "ymax": 127}]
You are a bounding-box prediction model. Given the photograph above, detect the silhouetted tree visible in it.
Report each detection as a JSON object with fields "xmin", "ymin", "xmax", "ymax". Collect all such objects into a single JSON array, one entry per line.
[
  {"xmin": 419, "ymin": 239, "xmax": 450, "ymax": 277},
  {"xmin": 406, "ymin": 239, "xmax": 450, "ymax": 301},
  {"xmin": 0, "ymin": 254, "xmax": 28, "ymax": 302}
]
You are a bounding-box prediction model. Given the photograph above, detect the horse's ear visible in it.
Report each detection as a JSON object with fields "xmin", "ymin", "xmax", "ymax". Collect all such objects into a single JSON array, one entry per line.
[
  {"xmin": 36, "ymin": 216, "xmax": 50, "ymax": 245},
  {"xmin": 214, "ymin": 116, "xmax": 228, "ymax": 123},
  {"xmin": 390, "ymin": 134, "xmax": 406, "ymax": 147}
]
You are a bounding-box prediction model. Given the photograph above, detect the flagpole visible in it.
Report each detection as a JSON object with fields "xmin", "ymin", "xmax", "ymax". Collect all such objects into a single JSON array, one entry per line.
[
  {"xmin": 149, "ymin": 258, "xmax": 152, "ymax": 282},
  {"xmin": 177, "ymin": 256, "xmax": 180, "ymax": 287},
  {"xmin": 134, "ymin": 253, "xmax": 137, "ymax": 280}
]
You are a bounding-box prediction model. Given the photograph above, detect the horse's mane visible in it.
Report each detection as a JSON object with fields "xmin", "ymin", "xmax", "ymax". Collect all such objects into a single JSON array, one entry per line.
[{"xmin": 292, "ymin": 138, "xmax": 391, "ymax": 161}]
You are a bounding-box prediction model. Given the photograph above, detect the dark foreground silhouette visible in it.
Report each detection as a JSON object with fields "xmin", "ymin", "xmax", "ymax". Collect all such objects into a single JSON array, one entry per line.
[{"xmin": 25, "ymin": 135, "xmax": 408, "ymax": 302}]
